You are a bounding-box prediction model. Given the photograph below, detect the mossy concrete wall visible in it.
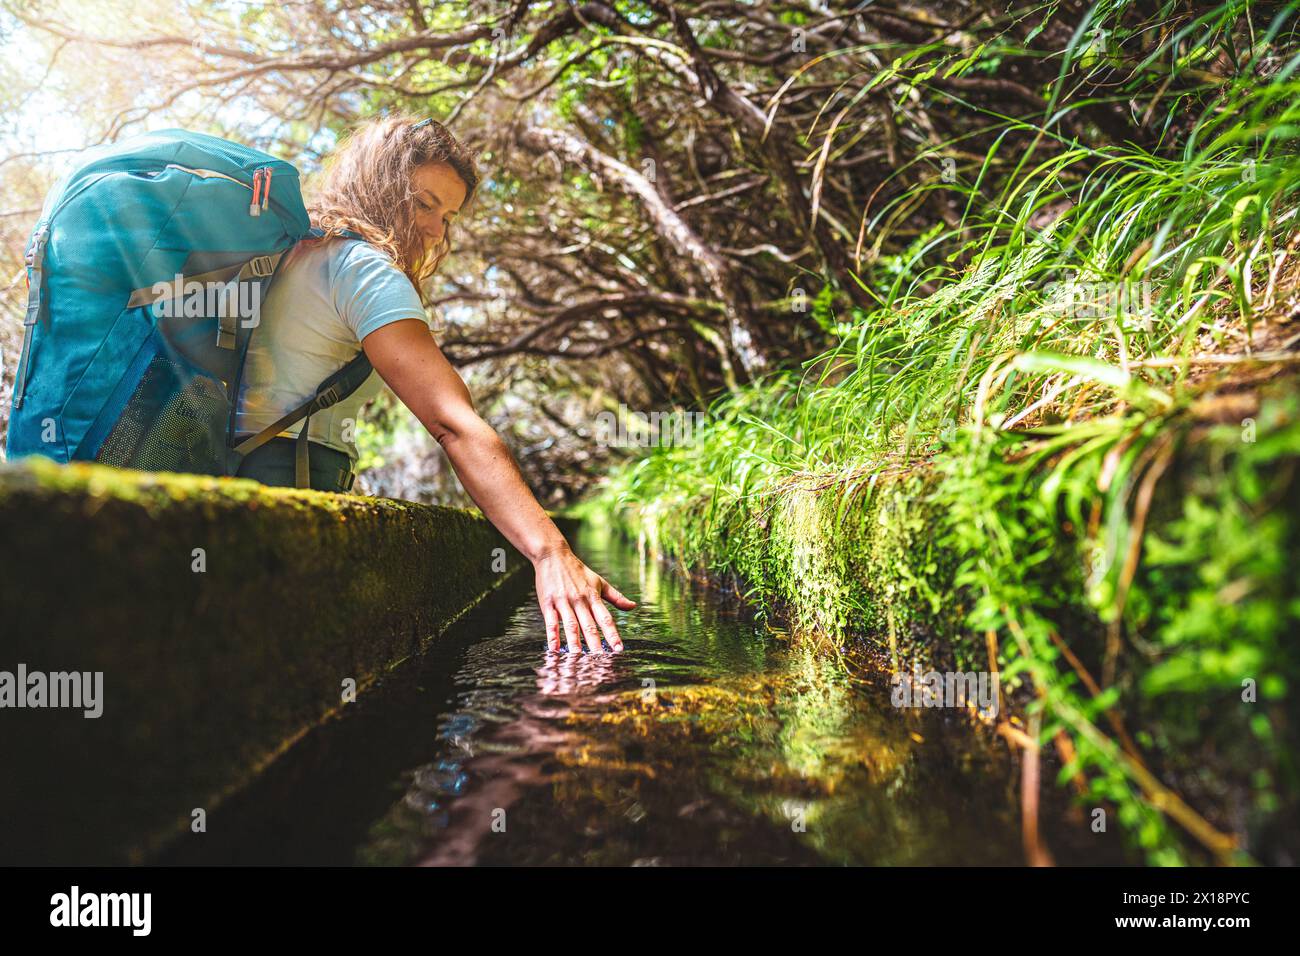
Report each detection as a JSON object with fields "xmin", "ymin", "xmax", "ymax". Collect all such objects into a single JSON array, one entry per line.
[{"xmin": 0, "ymin": 457, "xmax": 561, "ymax": 864}]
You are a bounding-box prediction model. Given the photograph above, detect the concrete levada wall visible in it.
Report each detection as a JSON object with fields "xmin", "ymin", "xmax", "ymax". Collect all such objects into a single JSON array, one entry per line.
[{"xmin": 0, "ymin": 457, "xmax": 543, "ymax": 864}]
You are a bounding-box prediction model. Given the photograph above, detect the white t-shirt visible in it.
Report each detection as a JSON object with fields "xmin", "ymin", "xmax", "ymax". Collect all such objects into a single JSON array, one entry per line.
[{"xmin": 233, "ymin": 237, "xmax": 428, "ymax": 458}]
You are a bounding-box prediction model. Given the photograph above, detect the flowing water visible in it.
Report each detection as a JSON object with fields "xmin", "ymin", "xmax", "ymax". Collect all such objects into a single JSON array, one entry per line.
[{"xmin": 164, "ymin": 519, "xmax": 1123, "ymax": 866}]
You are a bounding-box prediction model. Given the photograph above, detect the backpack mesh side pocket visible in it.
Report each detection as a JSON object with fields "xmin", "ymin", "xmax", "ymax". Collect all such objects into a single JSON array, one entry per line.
[{"xmin": 94, "ymin": 350, "xmax": 230, "ymax": 474}]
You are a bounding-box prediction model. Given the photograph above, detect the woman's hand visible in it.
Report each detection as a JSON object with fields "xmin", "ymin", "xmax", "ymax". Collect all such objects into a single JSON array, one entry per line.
[
  {"xmin": 364, "ymin": 319, "xmax": 639, "ymax": 652},
  {"xmin": 534, "ymin": 544, "xmax": 637, "ymax": 653}
]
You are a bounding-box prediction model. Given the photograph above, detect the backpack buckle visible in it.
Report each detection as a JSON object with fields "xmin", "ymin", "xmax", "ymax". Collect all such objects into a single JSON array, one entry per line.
[
  {"xmin": 248, "ymin": 255, "xmax": 275, "ymax": 277},
  {"xmin": 25, "ymin": 226, "xmax": 48, "ymax": 271}
]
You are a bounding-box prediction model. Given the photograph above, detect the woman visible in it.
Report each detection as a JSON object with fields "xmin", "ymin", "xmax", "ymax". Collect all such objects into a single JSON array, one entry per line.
[{"xmin": 233, "ymin": 114, "xmax": 634, "ymax": 654}]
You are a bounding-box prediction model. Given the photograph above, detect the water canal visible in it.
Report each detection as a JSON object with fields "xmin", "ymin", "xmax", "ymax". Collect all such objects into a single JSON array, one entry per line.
[{"xmin": 162, "ymin": 520, "xmax": 1123, "ymax": 866}]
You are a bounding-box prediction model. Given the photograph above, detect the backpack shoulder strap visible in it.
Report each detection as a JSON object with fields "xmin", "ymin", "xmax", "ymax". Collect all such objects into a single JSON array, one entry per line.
[
  {"xmin": 231, "ymin": 225, "xmax": 378, "ymax": 488},
  {"xmin": 231, "ymin": 349, "xmax": 374, "ymax": 486}
]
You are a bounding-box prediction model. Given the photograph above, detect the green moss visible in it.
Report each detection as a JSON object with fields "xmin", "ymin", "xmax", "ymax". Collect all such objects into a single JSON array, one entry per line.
[{"xmin": 4, "ymin": 454, "xmax": 471, "ymax": 517}]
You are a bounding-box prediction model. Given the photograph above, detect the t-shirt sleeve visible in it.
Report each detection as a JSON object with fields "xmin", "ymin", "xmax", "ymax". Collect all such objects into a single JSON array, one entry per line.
[{"xmin": 330, "ymin": 240, "xmax": 430, "ymax": 341}]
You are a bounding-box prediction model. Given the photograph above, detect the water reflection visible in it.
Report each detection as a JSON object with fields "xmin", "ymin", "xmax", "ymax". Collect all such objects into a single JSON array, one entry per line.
[
  {"xmin": 407, "ymin": 653, "xmax": 628, "ymax": 866},
  {"xmin": 169, "ymin": 519, "xmax": 1120, "ymax": 866},
  {"xmin": 355, "ymin": 521, "xmax": 1039, "ymax": 866}
]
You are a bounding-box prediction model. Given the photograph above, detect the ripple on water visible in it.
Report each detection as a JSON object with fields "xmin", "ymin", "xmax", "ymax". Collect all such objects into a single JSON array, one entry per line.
[{"xmin": 350, "ymin": 524, "xmax": 1039, "ymax": 866}]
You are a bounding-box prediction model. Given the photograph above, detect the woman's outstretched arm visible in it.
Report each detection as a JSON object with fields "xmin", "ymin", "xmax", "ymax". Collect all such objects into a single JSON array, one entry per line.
[{"xmin": 361, "ymin": 318, "xmax": 636, "ymax": 652}]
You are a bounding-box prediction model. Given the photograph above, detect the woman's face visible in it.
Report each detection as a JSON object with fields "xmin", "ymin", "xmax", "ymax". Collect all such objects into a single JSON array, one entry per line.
[{"xmin": 411, "ymin": 162, "xmax": 468, "ymax": 249}]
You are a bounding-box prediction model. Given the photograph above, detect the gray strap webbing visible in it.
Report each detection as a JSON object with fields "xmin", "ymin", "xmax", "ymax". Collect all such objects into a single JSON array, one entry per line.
[
  {"xmin": 296, "ymin": 418, "xmax": 312, "ymax": 489},
  {"xmin": 125, "ymin": 250, "xmax": 285, "ymax": 317}
]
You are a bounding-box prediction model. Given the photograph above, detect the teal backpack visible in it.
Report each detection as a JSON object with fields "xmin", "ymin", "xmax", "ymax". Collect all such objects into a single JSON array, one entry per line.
[{"xmin": 7, "ymin": 128, "xmax": 374, "ymax": 487}]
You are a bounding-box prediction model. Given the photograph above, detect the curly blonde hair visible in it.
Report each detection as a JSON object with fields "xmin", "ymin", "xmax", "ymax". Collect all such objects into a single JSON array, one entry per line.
[{"xmin": 305, "ymin": 113, "xmax": 479, "ymax": 304}]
